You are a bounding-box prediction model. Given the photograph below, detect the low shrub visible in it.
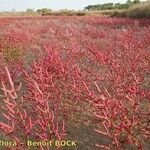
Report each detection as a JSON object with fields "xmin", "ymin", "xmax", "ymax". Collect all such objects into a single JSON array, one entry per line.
[
  {"xmin": 42, "ymin": 10, "xmax": 86, "ymax": 16},
  {"xmin": 112, "ymin": 2, "xmax": 150, "ymax": 18}
]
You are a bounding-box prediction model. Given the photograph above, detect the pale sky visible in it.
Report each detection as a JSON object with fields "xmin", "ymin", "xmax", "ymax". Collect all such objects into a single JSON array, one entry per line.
[{"xmin": 0, "ymin": 0, "xmax": 146, "ymax": 11}]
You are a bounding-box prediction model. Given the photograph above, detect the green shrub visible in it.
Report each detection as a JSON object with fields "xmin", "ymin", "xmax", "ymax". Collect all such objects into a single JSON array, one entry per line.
[{"xmin": 37, "ymin": 8, "xmax": 52, "ymax": 15}]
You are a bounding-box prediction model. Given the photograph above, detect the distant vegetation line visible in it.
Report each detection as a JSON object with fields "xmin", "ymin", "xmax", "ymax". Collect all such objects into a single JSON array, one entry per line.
[
  {"xmin": 34, "ymin": 0, "xmax": 150, "ymax": 18},
  {"xmin": 0, "ymin": 0, "xmax": 150, "ymax": 18},
  {"xmin": 84, "ymin": 0, "xmax": 141, "ymax": 11}
]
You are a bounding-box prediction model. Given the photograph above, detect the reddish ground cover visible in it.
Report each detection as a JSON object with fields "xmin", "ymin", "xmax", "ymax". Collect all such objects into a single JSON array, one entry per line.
[{"xmin": 0, "ymin": 16, "xmax": 150, "ymax": 150}]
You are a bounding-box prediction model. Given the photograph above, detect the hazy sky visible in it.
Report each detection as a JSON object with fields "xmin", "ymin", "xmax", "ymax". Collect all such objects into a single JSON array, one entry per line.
[
  {"xmin": 0, "ymin": 0, "xmax": 146, "ymax": 11},
  {"xmin": 0, "ymin": 0, "xmax": 129, "ymax": 11}
]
